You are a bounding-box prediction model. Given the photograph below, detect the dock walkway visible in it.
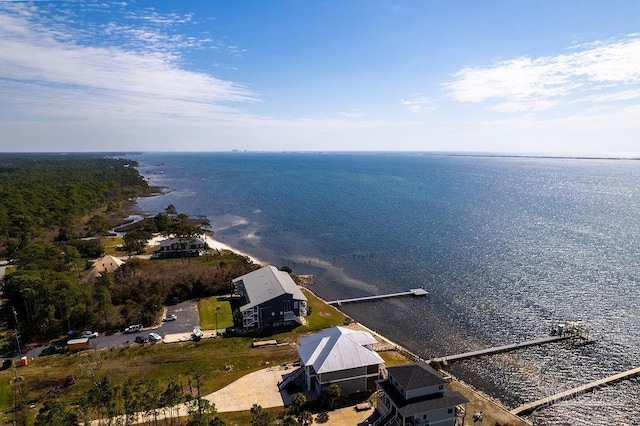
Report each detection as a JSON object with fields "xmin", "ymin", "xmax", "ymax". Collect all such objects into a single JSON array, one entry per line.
[
  {"xmin": 429, "ymin": 334, "xmax": 579, "ymax": 364},
  {"xmin": 327, "ymin": 288, "xmax": 428, "ymax": 306},
  {"xmin": 511, "ymin": 366, "xmax": 640, "ymax": 416}
]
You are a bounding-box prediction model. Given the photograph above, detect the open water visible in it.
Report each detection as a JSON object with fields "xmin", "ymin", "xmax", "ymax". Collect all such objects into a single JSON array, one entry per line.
[{"xmin": 130, "ymin": 152, "xmax": 640, "ymax": 425}]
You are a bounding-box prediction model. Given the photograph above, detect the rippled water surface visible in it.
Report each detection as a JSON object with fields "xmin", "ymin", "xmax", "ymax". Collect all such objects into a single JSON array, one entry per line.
[{"xmin": 132, "ymin": 152, "xmax": 640, "ymax": 425}]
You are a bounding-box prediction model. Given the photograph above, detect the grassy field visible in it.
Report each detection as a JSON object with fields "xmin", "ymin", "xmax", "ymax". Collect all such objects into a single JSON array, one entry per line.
[
  {"xmin": 0, "ymin": 286, "xmax": 346, "ymax": 423},
  {"xmin": 102, "ymin": 236, "xmax": 125, "ymax": 256},
  {"xmin": 198, "ymin": 298, "xmax": 234, "ymax": 330}
]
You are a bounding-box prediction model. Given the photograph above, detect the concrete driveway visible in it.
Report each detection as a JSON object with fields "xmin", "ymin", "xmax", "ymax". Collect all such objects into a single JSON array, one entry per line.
[
  {"xmin": 206, "ymin": 366, "xmax": 294, "ymax": 412},
  {"xmin": 207, "ymin": 366, "xmax": 376, "ymax": 425}
]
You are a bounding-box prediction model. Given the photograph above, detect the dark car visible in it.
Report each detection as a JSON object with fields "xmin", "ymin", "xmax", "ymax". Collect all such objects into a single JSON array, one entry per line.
[
  {"xmin": 134, "ymin": 335, "xmax": 149, "ymax": 344},
  {"xmin": 39, "ymin": 345, "xmax": 65, "ymax": 357}
]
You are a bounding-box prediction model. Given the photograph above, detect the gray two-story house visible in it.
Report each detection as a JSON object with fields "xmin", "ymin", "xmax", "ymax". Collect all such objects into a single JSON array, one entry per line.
[
  {"xmin": 376, "ymin": 361, "xmax": 468, "ymax": 426},
  {"xmin": 233, "ymin": 265, "xmax": 308, "ymax": 331}
]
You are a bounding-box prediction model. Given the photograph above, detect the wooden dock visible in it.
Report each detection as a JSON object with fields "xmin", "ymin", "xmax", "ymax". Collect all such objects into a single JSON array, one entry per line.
[
  {"xmin": 429, "ymin": 334, "xmax": 584, "ymax": 364},
  {"xmin": 511, "ymin": 366, "xmax": 640, "ymax": 416},
  {"xmin": 327, "ymin": 288, "xmax": 428, "ymax": 306}
]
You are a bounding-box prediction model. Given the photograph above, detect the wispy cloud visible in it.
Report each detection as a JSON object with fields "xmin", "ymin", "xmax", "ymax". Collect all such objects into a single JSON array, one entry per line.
[
  {"xmin": 445, "ymin": 35, "xmax": 640, "ymax": 112},
  {"xmin": 340, "ymin": 109, "xmax": 365, "ymax": 119},
  {"xmin": 0, "ymin": 2, "xmax": 257, "ymax": 122},
  {"xmin": 401, "ymin": 95, "xmax": 436, "ymax": 113}
]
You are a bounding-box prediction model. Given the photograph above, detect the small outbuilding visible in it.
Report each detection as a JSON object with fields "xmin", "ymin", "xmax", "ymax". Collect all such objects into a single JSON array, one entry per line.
[{"xmin": 67, "ymin": 338, "xmax": 89, "ymax": 353}]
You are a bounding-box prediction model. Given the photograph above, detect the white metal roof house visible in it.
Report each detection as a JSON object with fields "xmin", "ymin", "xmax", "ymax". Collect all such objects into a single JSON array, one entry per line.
[
  {"xmin": 233, "ymin": 265, "xmax": 307, "ymax": 331},
  {"xmin": 375, "ymin": 361, "xmax": 468, "ymax": 426},
  {"xmin": 296, "ymin": 326, "xmax": 385, "ymax": 395}
]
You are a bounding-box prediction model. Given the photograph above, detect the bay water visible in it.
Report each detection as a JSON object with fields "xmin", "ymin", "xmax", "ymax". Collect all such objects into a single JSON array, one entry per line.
[{"xmin": 130, "ymin": 152, "xmax": 640, "ymax": 425}]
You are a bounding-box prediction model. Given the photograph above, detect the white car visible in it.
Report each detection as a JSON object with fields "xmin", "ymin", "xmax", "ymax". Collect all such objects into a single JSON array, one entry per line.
[
  {"xmin": 124, "ymin": 324, "xmax": 143, "ymax": 334},
  {"xmin": 162, "ymin": 314, "xmax": 177, "ymax": 322},
  {"xmin": 149, "ymin": 332, "xmax": 162, "ymax": 342},
  {"xmin": 80, "ymin": 330, "xmax": 98, "ymax": 339}
]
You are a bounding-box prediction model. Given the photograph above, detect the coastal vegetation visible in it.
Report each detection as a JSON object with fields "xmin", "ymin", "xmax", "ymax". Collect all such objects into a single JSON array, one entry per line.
[
  {"xmin": 0, "ymin": 154, "xmax": 354, "ymax": 424},
  {"xmin": 0, "ymin": 154, "xmax": 148, "ymax": 257},
  {"xmin": 0, "ymin": 155, "xmax": 252, "ymax": 343},
  {"xmin": 0, "ymin": 289, "xmax": 348, "ymax": 425},
  {"xmin": 0, "ymin": 154, "xmax": 527, "ymax": 426}
]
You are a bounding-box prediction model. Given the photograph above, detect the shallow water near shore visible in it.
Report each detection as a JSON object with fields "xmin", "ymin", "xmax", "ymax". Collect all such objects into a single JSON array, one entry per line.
[{"xmin": 131, "ymin": 152, "xmax": 640, "ymax": 425}]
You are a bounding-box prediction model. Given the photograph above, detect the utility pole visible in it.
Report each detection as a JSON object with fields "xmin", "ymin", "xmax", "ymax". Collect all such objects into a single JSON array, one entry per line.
[
  {"xmin": 11, "ymin": 307, "xmax": 24, "ymax": 426},
  {"xmin": 12, "ymin": 307, "xmax": 21, "ymax": 356},
  {"xmin": 215, "ymin": 305, "xmax": 221, "ymax": 336}
]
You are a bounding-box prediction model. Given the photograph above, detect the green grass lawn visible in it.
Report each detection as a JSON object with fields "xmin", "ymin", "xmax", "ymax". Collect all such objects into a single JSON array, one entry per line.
[
  {"xmin": 102, "ymin": 236, "xmax": 124, "ymax": 256},
  {"xmin": 297, "ymin": 288, "xmax": 348, "ymax": 332},
  {"xmin": 198, "ymin": 298, "xmax": 233, "ymax": 330}
]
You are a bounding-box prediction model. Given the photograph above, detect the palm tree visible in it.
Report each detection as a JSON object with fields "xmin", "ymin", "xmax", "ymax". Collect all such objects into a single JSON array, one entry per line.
[{"xmin": 290, "ymin": 392, "xmax": 306, "ymax": 415}]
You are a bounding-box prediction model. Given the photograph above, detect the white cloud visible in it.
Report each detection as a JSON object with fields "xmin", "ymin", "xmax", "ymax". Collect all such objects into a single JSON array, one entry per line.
[
  {"xmin": 401, "ymin": 96, "xmax": 437, "ymax": 113},
  {"xmin": 0, "ymin": 4, "xmax": 257, "ymax": 122},
  {"xmin": 340, "ymin": 109, "xmax": 365, "ymax": 119},
  {"xmin": 445, "ymin": 36, "xmax": 640, "ymax": 112}
]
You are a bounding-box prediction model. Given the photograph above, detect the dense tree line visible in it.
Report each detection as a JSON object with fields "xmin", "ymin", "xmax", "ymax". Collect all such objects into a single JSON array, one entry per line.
[
  {"xmin": 0, "ymin": 153, "xmax": 257, "ymax": 343},
  {"xmin": 0, "ymin": 154, "xmax": 148, "ymax": 257},
  {"xmin": 3, "ymin": 221, "xmax": 256, "ymax": 341}
]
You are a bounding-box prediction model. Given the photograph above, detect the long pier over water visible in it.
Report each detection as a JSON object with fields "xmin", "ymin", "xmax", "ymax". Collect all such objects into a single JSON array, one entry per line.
[
  {"xmin": 326, "ymin": 288, "xmax": 428, "ymax": 306},
  {"xmin": 511, "ymin": 366, "xmax": 640, "ymax": 416},
  {"xmin": 429, "ymin": 321, "xmax": 593, "ymax": 365},
  {"xmin": 429, "ymin": 334, "xmax": 583, "ymax": 364}
]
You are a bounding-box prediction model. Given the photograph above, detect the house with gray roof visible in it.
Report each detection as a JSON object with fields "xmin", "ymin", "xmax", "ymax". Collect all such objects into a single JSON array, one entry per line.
[
  {"xmin": 375, "ymin": 361, "xmax": 468, "ymax": 426},
  {"xmin": 233, "ymin": 265, "xmax": 307, "ymax": 331},
  {"xmin": 296, "ymin": 326, "xmax": 385, "ymax": 395}
]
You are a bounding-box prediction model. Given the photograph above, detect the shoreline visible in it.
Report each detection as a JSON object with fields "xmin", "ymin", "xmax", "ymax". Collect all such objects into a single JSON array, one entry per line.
[
  {"xmin": 128, "ymin": 180, "xmax": 530, "ymax": 425},
  {"xmin": 141, "ymin": 224, "xmax": 531, "ymax": 425},
  {"xmin": 302, "ymin": 288, "xmax": 531, "ymax": 426}
]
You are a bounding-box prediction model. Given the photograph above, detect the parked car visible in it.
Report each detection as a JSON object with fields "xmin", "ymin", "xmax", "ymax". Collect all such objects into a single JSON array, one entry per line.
[
  {"xmin": 80, "ymin": 330, "xmax": 98, "ymax": 339},
  {"xmin": 39, "ymin": 345, "xmax": 65, "ymax": 357},
  {"xmin": 134, "ymin": 335, "xmax": 149, "ymax": 344},
  {"xmin": 148, "ymin": 332, "xmax": 162, "ymax": 342},
  {"xmin": 192, "ymin": 326, "xmax": 204, "ymax": 341},
  {"xmin": 162, "ymin": 314, "xmax": 177, "ymax": 322},
  {"xmin": 124, "ymin": 324, "xmax": 143, "ymax": 334}
]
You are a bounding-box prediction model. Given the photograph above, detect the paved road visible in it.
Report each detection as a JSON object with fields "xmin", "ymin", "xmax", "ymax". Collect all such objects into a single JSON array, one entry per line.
[{"xmin": 28, "ymin": 300, "xmax": 200, "ymax": 358}]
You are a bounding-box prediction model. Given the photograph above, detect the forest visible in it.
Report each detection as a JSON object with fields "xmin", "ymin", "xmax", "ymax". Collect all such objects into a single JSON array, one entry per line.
[{"xmin": 0, "ymin": 154, "xmax": 256, "ymax": 345}]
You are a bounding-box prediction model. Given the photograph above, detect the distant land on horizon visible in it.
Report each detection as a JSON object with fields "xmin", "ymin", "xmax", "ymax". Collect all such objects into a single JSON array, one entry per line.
[{"xmin": 2, "ymin": 151, "xmax": 640, "ymax": 161}]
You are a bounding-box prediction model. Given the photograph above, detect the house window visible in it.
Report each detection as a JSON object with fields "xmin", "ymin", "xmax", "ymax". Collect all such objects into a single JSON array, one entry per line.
[
  {"xmin": 294, "ymin": 302, "xmax": 298, "ymax": 308},
  {"xmin": 439, "ymin": 385, "xmax": 444, "ymax": 390},
  {"xmin": 448, "ymin": 408, "xmax": 453, "ymax": 414},
  {"xmin": 423, "ymin": 415, "xmax": 427, "ymax": 420}
]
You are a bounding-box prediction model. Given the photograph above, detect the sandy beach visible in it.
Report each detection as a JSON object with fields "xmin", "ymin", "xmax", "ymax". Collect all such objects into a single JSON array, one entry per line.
[{"xmin": 146, "ymin": 233, "xmax": 264, "ymax": 264}]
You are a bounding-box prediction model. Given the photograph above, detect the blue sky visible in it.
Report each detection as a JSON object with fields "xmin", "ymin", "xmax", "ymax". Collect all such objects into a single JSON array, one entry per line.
[{"xmin": 1, "ymin": 1, "xmax": 640, "ymax": 154}]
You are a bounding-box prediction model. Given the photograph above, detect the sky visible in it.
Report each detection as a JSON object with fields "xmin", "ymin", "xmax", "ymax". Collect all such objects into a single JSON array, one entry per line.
[{"xmin": 1, "ymin": 1, "xmax": 640, "ymax": 154}]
